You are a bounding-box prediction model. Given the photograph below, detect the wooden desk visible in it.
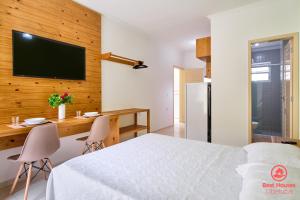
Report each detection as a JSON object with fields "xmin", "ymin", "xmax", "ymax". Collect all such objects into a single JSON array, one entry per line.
[{"xmin": 0, "ymin": 108, "xmax": 150, "ymax": 150}]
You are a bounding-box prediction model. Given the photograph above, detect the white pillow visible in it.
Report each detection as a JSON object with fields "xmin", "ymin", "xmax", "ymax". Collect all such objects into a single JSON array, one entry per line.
[
  {"xmin": 243, "ymin": 142, "xmax": 300, "ymax": 168},
  {"xmin": 238, "ymin": 163, "xmax": 300, "ymax": 200},
  {"xmin": 236, "ymin": 163, "xmax": 267, "ymax": 178}
]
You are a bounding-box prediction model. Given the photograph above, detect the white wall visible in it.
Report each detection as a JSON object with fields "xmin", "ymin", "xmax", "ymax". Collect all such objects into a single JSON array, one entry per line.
[
  {"xmin": 102, "ymin": 16, "xmax": 181, "ymax": 131},
  {"xmin": 182, "ymin": 50, "xmax": 205, "ymax": 69},
  {"xmin": 210, "ymin": 0, "xmax": 300, "ymax": 146},
  {"xmin": 0, "ymin": 16, "xmax": 181, "ymax": 184}
]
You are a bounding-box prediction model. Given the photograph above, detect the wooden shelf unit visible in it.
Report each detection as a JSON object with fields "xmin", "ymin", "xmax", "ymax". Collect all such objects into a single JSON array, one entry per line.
[
  {"xmin": 101, "ymin": 108, "xmax": 149, "ymax": 116},
  {"xmin": 120, "ymin": 125, "xmax": 147, "ymax": 135},
  {"xmin": 105, "ymin": 108, "xmax": 150, "ymax": 137}
]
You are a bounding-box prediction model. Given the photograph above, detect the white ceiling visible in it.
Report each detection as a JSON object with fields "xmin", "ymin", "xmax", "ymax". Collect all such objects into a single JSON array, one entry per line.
[{"xmin": 75, "ymin": 0, "xmax": 261, "ymax": 51}]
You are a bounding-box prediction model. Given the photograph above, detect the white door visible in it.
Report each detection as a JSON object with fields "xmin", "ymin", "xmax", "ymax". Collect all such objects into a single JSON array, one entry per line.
[{"xmin": 186, "ymin": 83, "xmax": 207, "ymax": 141}]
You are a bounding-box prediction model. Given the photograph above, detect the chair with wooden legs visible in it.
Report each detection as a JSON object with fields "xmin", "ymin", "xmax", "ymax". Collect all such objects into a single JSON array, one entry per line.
[
  {"xmin": 7, "ymin": 123, "xmax": 60, "ymax": 200},
  {"xmin": 76, "ymin": 115, "xmax": 110, "ymax": 154}
]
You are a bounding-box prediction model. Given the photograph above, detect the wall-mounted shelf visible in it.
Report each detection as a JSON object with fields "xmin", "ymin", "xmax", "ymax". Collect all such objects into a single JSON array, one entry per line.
[
  {"xmin": 101, "ymin": 52, "xmax": 138, "ymax": 66},
  {"xmin": 100, "ymin": 52, "xmax": 148, "ymax": 69}
]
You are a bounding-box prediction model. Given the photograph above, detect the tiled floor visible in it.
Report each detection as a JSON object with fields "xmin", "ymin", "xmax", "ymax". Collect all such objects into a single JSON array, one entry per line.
[
  {"xmin": 0, "ymin": 124, "xmax": 185, "ymax": 200},
  {"xmin": 0, "ymin": 175, "xmax": 47, "ymax": 200},
  {"xmin": 156, "ymin": 123, "xmax": 185, "ymax": 138}
]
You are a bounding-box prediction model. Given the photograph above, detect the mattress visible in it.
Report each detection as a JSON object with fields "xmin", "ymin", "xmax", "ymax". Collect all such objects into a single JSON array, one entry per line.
[{"xmin": 46, "ymin": 134, "xmax": 246, "ymax": 200}]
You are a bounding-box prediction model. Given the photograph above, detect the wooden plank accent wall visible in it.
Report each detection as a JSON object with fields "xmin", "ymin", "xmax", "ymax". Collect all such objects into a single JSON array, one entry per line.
[{"xmin": 0, "ymin": 0, "xmax": 101, "ymax": 124}]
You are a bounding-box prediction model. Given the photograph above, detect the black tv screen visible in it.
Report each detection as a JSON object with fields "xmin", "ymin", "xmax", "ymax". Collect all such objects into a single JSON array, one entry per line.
[{"xmin": 13, "ymin": 30, "xmax": 86, "ymax": 80}]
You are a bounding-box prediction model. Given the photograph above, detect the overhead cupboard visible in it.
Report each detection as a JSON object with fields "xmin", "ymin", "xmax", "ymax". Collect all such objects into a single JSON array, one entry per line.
[{"xmin": 196, "ymin": 37, "xmax": 211, "ymax": 78}]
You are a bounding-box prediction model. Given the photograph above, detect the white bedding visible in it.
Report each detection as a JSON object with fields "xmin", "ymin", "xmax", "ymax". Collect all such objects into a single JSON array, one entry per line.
[{"xmin": 46, "ymin": 134, "xmax": 246, "ymax": 200}]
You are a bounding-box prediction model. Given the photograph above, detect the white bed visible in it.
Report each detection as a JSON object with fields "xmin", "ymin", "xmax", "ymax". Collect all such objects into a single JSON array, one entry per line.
[{"xmin": 46, "ymin": 134, "xmax": 246, "ymax": 200}]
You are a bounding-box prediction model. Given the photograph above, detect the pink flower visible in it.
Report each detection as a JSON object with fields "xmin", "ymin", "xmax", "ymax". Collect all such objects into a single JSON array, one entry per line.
[{"xmin": 61, "ymin": 92, "xmax": 69, "ymax": 100}]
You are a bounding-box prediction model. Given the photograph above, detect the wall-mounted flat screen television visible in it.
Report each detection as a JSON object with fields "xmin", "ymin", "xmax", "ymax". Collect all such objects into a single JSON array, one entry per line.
[{"xmin": 13, "ymin": 30, "xmax": 86, "ymax": 80}]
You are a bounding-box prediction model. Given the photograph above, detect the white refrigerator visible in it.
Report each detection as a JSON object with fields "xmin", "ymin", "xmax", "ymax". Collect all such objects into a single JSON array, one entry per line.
[{"xmin": 185, "ymin": 82, "xmax": 211, "ymax": 142}]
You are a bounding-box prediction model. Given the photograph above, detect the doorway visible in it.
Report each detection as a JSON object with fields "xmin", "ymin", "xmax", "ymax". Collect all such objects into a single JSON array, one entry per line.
[
  {"xmin": 172, "ymin": 67, "xmax": 185, "ymax": 138},
  {"xmin": 174, "ymin": 67, "xmax": 180, "ymax": 124},
  {"xmin": 249, "ymin": 33, "xmax": 299, "ymax": 142},
  {"xmin": 173, "ymin": 67, "xmax": 204, "ymax": 138}
]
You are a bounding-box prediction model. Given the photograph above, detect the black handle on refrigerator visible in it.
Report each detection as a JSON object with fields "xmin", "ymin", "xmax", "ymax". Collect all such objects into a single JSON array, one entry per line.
[{"xmin": 207, "ymin": 83, "xmax": 211, "ymax": 143}]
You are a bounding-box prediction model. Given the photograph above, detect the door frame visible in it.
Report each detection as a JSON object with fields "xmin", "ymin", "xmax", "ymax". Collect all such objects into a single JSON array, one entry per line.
[
  {"xmin": 173, "ymin": 65, "xmax": 184, "ymax": 125},
  {"xmin": 248, "ymin": 33, "xmax": 299, "ymax": 143}
]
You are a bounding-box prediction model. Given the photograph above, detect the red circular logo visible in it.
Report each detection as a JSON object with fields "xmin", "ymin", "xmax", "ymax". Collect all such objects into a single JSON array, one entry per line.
[{"xmin": 271, "ymin": 164, "xmax": 287, "ymax": 182}]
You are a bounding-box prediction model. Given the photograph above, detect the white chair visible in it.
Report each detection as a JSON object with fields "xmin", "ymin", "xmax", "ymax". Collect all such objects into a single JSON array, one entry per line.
[
  {"xmin": 76, "ymin": 116, "xmax": 110, "ymax": 154},
  {"xmin": 7, "ymin": 123, "xmax": 60, "ymax": 200}
]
